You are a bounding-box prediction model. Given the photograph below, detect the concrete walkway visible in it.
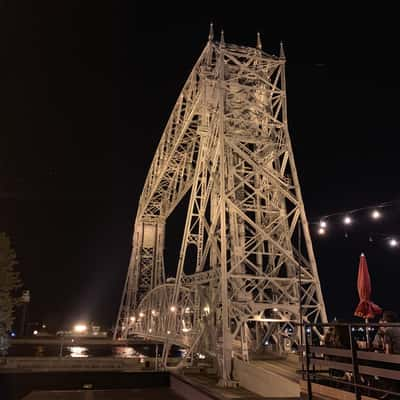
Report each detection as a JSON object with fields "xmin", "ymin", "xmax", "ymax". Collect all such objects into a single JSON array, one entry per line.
[
  {"xmin": 174, "ymin": 371, "xmax": 299, "ymax": 400},
  {"xmin": 251, "ymin": 353, "xmax": 300, "ymax": 383}
]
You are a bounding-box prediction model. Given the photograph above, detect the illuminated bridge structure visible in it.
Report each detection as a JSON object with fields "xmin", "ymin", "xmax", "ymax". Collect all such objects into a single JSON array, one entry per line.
[{"xmin": 115, "ymin": 27, "xmax": 327, "ymax": 388}]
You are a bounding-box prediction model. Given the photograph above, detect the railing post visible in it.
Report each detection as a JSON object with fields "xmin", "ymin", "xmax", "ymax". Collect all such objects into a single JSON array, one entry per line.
[
  {"xmin": 348, "ymin": 324, "xmax": 361, "ymax": 400},
  {"xmin": 155, "ymin": 343, "xmax": 158, "ymax": 371},
  {"xmin": 59, "ymin": 335, "xmax": 64, "ymax": 358},
  {"xmin": 305, "ymin": 324, "xmax": 312, "ymax": 400}
]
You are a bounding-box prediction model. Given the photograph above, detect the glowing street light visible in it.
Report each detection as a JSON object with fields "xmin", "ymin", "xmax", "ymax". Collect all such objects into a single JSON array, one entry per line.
[
  {"xmin": 151, "ymin": 309, "xmax": 157, "ymax": 316},
  {"xmin": 389, "ymin": 238, "xmax": 398, "ymax": 247},
  {"xmin": 371, "ymin": 210, "xmax": 381, "ymax": 219},
  {"xmin": 73, "ymin": 324, "xmax": 87, "ymax": 334},
  {"xmin": 130, "ymin": 316, "xmax": 136, "ymax": 322},
  {"xmin": 319, "ymin": 220, "xmax": 327, "ymax": 228},
  {"xmin": 139, "ymin": 312, "xmax": 145, "ymax": 318},
  {"xmin": 33, "ymin": 330, "xmax": 38, "ymax": 336},
  {"xmin": 318, "ymin": 227, "xmax": 325, "ymax": 235},
  {"xmin": 273, "ymin": 307, "xmax": 278, "ymax": 312},
  {"xmin": 170, "ymin": 305, "xmax": 177, "ymax": 312},
  {"xmin": 343, "ymin": 216, "xmax": 352, "ymax": 225}
]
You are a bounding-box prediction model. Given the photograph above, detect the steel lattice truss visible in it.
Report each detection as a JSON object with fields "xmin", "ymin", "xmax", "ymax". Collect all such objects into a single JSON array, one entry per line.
[{"xmin": 115, "ymin": 32, "xmax": 327, "ymax": 385}]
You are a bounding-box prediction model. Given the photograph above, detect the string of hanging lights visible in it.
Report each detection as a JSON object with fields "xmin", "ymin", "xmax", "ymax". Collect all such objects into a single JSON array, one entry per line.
[{"xmin": 309, "ymin": 201, "xmax": 399, "ymax": 248}]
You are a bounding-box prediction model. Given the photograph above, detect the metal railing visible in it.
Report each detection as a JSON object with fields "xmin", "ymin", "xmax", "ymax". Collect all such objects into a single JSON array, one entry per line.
[{"xmin": 302, "ymin": 322, "xmax": 400, "ymax": 399}]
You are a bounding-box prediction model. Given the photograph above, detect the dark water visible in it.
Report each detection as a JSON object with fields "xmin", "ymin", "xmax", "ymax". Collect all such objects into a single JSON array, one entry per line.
[
  {"xmin": 0, "ymin": 371, "xmax": 171, "ymax": 400},
  {"xmin": 7, "ymin": 343, "xmax": 183, "ymax": 358},
  {"xmin": 7, "ymin": 344, "xmax": 147, "ymax": 358},
  {"xmin": 23, "ymin": 388, "xmax": 183, "ymax": 400}
]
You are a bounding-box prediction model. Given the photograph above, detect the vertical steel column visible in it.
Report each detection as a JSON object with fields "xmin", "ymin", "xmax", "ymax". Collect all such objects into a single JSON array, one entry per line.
[{"xmin": 217, "ymin": 37, "xmax": 232, "ymax": 385}]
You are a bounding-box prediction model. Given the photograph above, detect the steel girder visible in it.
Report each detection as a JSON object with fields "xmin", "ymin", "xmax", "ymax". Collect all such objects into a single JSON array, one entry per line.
[{"xmin": 115, "ymin": 38, "xmax": 327, "ymax": 386}]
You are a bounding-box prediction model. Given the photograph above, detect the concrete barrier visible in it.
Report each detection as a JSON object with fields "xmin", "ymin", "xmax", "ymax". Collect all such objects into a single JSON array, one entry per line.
[{"xmin": 0, "ymin": 357, "xmax": 145, "ymax": 372}]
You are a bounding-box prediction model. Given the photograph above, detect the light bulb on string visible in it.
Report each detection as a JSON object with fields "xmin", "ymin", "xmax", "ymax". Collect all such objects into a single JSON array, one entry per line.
[
  {"xmin": 343, "ymin": 216, "xmax": 352, "ymax": 225},
  {"xmin": 371, "ymin": 210, "xmax": 381, "ymax": 219},
  {"xmin": 310, "ymin": 200, "xmax": 397, "ymax": 242}
]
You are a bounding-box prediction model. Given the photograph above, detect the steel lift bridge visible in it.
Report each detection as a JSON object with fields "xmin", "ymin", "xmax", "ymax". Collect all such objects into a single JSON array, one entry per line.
[{"xmin": 115, "ymin": 27, "xmax": 327, "ymax": 386}]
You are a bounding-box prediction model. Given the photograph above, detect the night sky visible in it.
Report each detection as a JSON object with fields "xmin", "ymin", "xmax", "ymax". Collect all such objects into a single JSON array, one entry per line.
[{"xmin": 1, "ymin": 2, "xmax": 399, "ymax": 332}]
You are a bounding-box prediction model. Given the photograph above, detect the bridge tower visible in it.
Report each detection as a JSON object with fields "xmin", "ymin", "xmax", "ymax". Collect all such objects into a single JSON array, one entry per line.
[{"xmin": 115, "ymin": 28, "xmax": 327, "ymax": 386}]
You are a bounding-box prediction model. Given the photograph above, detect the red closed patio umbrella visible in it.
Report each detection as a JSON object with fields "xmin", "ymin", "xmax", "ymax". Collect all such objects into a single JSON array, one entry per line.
[
  {"xmin": 354, "ymin": 253, "xmax": 382, "ymax": 346},
  {"xmin": 354, "ymin": 253, "xmax": 382, "ymax": 319}
]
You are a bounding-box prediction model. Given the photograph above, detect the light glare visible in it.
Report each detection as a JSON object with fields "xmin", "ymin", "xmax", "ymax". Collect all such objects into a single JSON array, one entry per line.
[
  {"xmin": 344, "ymin": 216, "xmax": 352, "ymax": 225},
  {"xmin": 69, "ymin": 346, "xmax": 88, "ymax": 358},
  {"xmin": 389, "ymin": 238, "xmax": 398, "ymax": 247},
  {"xmin": 371, "ymin": 210, "xmax": 381, "ymax": 219},
  {"xmin": 73, "ymin": 324, "xmax": 87, "ymax": 333},
  {"xmin": 319, "ymin": 220, "xmax": 327, "ymax": 228},
  {"xmin": 318, "ymin": 227, "xmax": 325, "ymax": 235}
]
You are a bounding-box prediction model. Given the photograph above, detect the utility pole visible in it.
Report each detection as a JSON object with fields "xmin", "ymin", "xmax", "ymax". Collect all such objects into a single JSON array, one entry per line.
[{"xmin": 19, "ymin": 290, "xmax": 30, "ymax": 337}]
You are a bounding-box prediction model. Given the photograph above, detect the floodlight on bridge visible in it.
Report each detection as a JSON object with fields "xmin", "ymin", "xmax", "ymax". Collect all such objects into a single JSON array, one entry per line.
[{"xmin": 73, "ymin": 324, "xmax": 87, "ymax": 334}]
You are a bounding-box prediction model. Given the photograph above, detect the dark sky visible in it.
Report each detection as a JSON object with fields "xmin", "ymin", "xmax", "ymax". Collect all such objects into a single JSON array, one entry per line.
[{"xmin": 0, "ymin": 2, "xmax": 399, "ymax": 331}]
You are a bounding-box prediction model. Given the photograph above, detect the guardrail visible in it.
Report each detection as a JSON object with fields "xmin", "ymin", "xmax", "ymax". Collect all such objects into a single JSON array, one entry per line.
[
  {"xmin": 0, "ymin": 357, "xmax": 152, "ymax": 372},
  {"xmin": 302, "ymin": 322, "xmax": 400, "ymax": 399}
]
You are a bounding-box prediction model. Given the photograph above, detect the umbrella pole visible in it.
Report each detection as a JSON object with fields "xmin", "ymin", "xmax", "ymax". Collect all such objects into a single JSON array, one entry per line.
[{"xmin": 365, "ymin": 318, "xmax": 370, "ymax": 349}]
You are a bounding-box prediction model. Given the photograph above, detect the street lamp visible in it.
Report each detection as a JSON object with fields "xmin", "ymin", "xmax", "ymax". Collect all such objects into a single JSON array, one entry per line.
[{"xmin": 73, "ymin": 324, "xmax": 87, "ymax": 334}]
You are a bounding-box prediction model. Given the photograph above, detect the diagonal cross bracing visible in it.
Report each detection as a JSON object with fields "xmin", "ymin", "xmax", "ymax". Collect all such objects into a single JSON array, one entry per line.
[{"xmin": 115, "ymin": 39, "xmax": 327, "ymax": 386}]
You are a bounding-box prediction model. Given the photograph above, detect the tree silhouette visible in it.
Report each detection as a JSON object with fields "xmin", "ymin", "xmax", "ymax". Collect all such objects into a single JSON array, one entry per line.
[{"xmin": 0, "ymin": 233, "xmax": 21, "ymax": 331}]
